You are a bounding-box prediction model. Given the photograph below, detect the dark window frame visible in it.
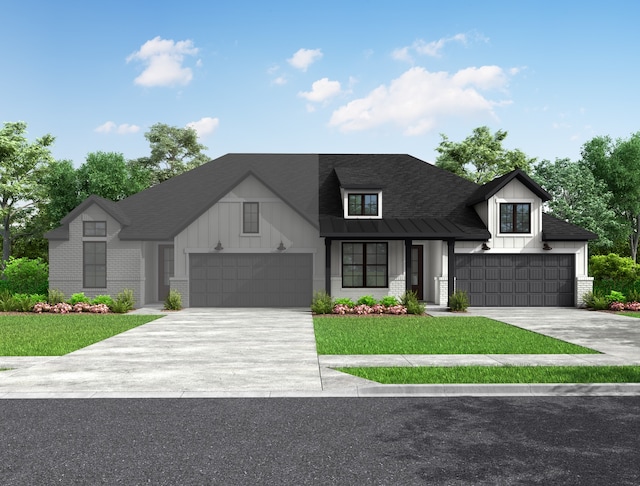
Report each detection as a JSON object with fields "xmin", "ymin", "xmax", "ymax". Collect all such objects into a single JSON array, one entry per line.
[
  {"xmin": 342, "ymin": 242, "xmax": 388, "ymax": 288},
  {"xmin": 242, "ymin": 202, "xmax": 259, "ymax": 234},
  {"xmin": 83, "ymin": 221, "xmax": 107, "ymax": 237},
  {"xmin": 500, "ymin": 203, "xmax": 531, "ymax": 234},
  {"xmin": 83, "ymin": 241, "xmax": 107, "ymax": 288},
  {"xmin": 347, "ymin": 193, "xmax": 379, "ymax": 216}
]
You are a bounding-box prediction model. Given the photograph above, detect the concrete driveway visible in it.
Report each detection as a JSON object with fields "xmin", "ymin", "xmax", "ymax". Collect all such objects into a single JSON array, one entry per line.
[{"xmin": 0, "ymin": 308, "xmax": 322, "ymax": 396}]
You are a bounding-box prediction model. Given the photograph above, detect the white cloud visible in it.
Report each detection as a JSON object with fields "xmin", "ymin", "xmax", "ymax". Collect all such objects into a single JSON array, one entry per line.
[
  {"xmin": 287, "ymin": 48, "xmax": 322, "ymax": 71},
  {"xmin": 273, "ymin": 76, "xmax": 287, "ymax": 86},
  {"xmin": 186, "ymin": 117, "xmax": 220, "ymax": 138},
  {"xmin": 94, "ymin": 121, "xmax": 140, "ymax": 134},
  {"xmin": 127, "ymin": 36, "xmax": 199, "ymax": 87},
  {"xmin": 298, "ymin": 78, "xmax": 341, "ymax": 102},
  {"xmin": 393, "ymin": 33, "xmax": 472, "ymax": 62},
  {"xmin": 329, "ymin": 66, "xmax": 511, "ymax": 135}
]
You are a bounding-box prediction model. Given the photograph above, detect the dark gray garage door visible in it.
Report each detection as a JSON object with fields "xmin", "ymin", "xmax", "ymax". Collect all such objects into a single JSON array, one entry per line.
[
  {"xmin": 455, "ymin": 254, "xmax": 575, "ymax": 307},
  {"xmin": 190, "ymin": 253, "xmax": 313, "ymax": 307}
]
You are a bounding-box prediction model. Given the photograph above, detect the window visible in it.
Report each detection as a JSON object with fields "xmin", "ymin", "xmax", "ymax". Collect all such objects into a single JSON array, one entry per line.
[
  {"xmin": 83, "ymin": 221, "xmax": 106, "ymax": 237},
  {"xmin": 342, "ymin": 242, "xmax": 387, "ymax": 288},
  {"xmin": 348, "ymin": 194, "xmax": 378, "ymax": 216},
  {"xmin": 84, "ymin": 242, "xmax": 106, "ymax": 288},
  {"xmin": 243, "ymin": 202, "xmax": 259, "ymax": 234},
  {"xmin": 500, "ymin": 203, "xmax": 531, "ymax": 233}
]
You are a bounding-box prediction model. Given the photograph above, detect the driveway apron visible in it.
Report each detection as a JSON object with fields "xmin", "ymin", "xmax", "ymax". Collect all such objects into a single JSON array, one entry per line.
[{"xmin": 0, "ymin": 308, "xmax": 322, "ymax": 393}]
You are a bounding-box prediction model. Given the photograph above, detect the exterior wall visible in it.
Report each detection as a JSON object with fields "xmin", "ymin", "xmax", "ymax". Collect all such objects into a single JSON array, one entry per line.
[
  {"xmin": 173, "ymin": 175, "xmax": 324, "ymax": 304},
  {"xmin": 48, "ymin": 205, "xmax": 146, "ymax": 305},
  {"xmin": 142, "ymin": 241, "xmax": 174, "ymax": 304},
  {"xmin": 487, "ymin": 179, "xmax": 543, "ymax": 250}
]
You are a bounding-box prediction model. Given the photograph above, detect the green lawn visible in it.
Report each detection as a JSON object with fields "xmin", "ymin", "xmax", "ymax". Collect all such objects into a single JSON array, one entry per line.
[
  {"xmin": 338, "ymin": 365, "xmax": 640, "ymax": 384},
  {"xmin": 313, "ymin": 316, "xmax": 598, "ymax": 355},
  {"xmin": 0, "ymin": 314, "xmax": 160, "ymax": 356},
  {"xmin": 618, "ymin": 312, "xmax": 640, "ymax": 318}
]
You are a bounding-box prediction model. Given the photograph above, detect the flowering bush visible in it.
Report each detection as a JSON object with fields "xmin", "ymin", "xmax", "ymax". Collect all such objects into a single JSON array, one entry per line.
[
  {"xmin": 332, "ymin": 303, "xmax": 407, "ymax": 315},
  {"xmin": 609, "ymin": 300, "xmax": 640, "ymax": 312},
  {"xmin": 32, "ymin": 302, "xmax": 110, "ymax": 314},
  {"xmin": 609, "ymin": 301, "xmax": 625, "ymax": 312},
  {"xmin": 625, "ymin": 301, "xmax": 640, "ymax": 311}
]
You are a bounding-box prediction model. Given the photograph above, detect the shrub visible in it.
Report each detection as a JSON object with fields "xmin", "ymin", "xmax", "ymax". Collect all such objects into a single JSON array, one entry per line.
[
  {"xmin": 164, "ymin": 290, "xmax": 183, "ymax": 310},
  {"xmin": 625, "ymin": 301, "xmax": 640, "ymax": 311},
  {"xmin": 92, "ymin": 295, "xmax": 114, "ymax": 307},
  {"xmin": 401, "ymin": 290, "xmax": 425, "ymax": 315},
  {"xmin": 110, "ymin": 289, "xmax": 135, "ymax": 313},
  {"xmin": 69, "ymin": 292, "xmax": 90, "ymax": 305},
  {"xmin": 627, "ymin": 288, "xmax": 640, "ymax": 303},
  {"xmin": 449, "ymin": 290, "xmax": 470, "ymax": 312},
  {"xmin": 311, "ymin": 291, "xmax": 333, "ymax": 314},
  {"xmin": 356, "ymin": 295, "xmax": 377, "ymax": 307},
  {"xmin": 2, "ymin": 257, "xmax": 48, "ymax": 295},
  {"xmin": 589, "ymin": 253, "xmax": 639, "ymax": 283},
  {"xmin": 48, "ymin": 288, "xmax": 66, "ymax": 305},
  {"xmin": 13, "ymin": 294, "xmax": 46, "ymax": 312},
  {"xmin": 379, "ymin": 296, "xmax": 399, "ymax": 307},
  {"xmin": 0, "ymin": 290, "xmax": 17, "ymax": 312},
  {"xmin": 606, "ymin": 290, "xmax": 626, "ymax": 304},
  {"xmin": 609, "ymin": 301, "xmax": 625, "ymax": 312},
  {"xmin": 333, "ymin": 297, "xmax": 355, "ymax": 308},
  {"xmin": 582, "ymin": 291, "xmax": 609, "ymax": 310}
]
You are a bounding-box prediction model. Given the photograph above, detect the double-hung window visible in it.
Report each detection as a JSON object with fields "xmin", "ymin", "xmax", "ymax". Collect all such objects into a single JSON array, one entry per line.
[
  {"xmin": 243, "ymin": 202, "xmax": 259, "ymax": 234},
  {"xmin": 500, "ymin": 203, "xmax": 531, "ymax": 233},
  {"xmin": 342, "ymin": 242, "xmax": 388, "ymax": 288}
]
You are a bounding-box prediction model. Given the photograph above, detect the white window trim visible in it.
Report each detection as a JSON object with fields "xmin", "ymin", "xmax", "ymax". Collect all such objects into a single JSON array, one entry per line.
[
  {"xmin": 495, "ymin": 198, "xmax": 535, "ymax": 237},
  {"xmin": 342, "ymin": 189, "xmax": 383, "ymax": 219}
]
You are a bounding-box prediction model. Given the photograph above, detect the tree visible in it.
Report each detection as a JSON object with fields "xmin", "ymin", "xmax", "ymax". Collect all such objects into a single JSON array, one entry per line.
[
  {"xmin": 77, "ymin": 152, "xmax": 147, "ymax": 201},
  {"xmin": 435, "ymin": 126, "xmax": 536, "ymax": 184},
  {"xmin": 0, "ymin": 122, "xmax": 54, "ymax": 265},
  {"xmin": 131, "ymin": 123, "xmax": 209, "ymax": 184},
  {"xmin": 533, "ymin": 158, "xmax": 626, "ymax": 253},
  {"xmin": 581, "ymin": 133, "xmax": 640, "ymax": 261}
]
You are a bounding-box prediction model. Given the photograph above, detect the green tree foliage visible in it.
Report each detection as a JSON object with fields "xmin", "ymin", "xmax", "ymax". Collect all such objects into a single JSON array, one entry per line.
[
  {"xmin": 589, "ymin": 253, "xmax": 639, "ymax": 283},
  {"xmin": 0, "ymin": 122, "xmax": 55, "ymax": 265},
  {"xmin": 77, "ymin": 151, "xmax": 147, "ymax": 201},
  {"xmin": 435, "ymin": 126, "xmax": 536, "ymax": 184},
  {"xmin": 131, "ymin": 123, "xmax": 209, "ymax": 184},
  {"xmin": 2, "ymin": 257, "xmax": 49, "ymax": 294},
  {"xmin": 533, "ymin": 158, "xmax": 626, "ymax": 253},
  {"xmin": 581, "ymin": 132, "xmax": 640, "ymax": 261}
]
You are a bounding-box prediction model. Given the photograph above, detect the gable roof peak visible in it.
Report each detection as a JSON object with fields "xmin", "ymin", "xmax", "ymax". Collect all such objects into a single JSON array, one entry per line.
[{"xmin": 466, "ymin": 169, "xmax": 551, "ymax": 206}]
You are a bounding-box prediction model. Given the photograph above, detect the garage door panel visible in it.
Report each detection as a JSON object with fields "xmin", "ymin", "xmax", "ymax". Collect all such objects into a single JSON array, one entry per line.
[
  {"xmin": 456, "ymin": 254, "xmax": 574, "ymax": 307},
  {"xmin": 190, "ymin": 253, "xmax": 313, "ymax": 307}
]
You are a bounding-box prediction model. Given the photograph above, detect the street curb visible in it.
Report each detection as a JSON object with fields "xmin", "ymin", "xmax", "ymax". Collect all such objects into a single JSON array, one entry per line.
[{"xmin": 0, "ymin": 383, "xmax": 639, "ymax": 399}]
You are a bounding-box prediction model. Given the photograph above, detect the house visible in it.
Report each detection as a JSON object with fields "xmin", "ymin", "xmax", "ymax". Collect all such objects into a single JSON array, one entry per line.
[{"xmin": 46, "ymin": 154, "xmax": 597, "ymax": 308}]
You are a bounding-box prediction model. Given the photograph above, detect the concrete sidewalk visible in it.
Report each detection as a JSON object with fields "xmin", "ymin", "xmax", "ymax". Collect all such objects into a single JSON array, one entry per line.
[{"xmin": 1, "ymin": 306, "xmax": 640, "ymax": 398}]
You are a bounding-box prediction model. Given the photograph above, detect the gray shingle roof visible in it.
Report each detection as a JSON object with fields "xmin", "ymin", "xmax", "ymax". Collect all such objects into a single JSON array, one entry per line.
[
  {"xmin": 45, "ymin": 153, "xmax": 596, "ymax": 242},
  {"xmin": 466, "ymin": 168, "xmax": 552, "ymax": 206}
]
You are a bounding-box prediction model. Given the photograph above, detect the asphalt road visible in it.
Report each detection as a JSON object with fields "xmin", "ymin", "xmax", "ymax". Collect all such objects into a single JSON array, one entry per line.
[{"xmin": 1, "ymin": 397, "xmax": 638, "ymax": 485}]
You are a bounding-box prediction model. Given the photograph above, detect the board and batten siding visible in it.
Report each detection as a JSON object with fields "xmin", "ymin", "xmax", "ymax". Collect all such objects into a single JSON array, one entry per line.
[
  {"xmin": 173, "ymin": 175, "xmax": 324, "ymax": 305},
  {"xmin": 48, "ymin": 204, "xmax": 145, "ymax": 304}
]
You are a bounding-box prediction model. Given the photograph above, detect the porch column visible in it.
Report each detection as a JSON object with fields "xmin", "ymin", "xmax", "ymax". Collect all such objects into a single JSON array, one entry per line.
[
  {"xmin": 405, "ymin": 238, "xmax": 412, "ymax": 292},
  {"xmin": 447, "ymin": 239, "xmax": 455, "ymax": 306},
  {"xmin": 325, "ymin": 238, "xmax": 332, "ymax": 296}
]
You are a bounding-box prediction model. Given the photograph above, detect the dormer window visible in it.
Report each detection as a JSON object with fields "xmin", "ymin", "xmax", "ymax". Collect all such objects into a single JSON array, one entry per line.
[
  {"xmin": 500, "ymin": 203, "xmax": 531, "ymax": 233},
  {"xmin": 348, "ymin": 194, "xmax": 378, "ymax": 216}
]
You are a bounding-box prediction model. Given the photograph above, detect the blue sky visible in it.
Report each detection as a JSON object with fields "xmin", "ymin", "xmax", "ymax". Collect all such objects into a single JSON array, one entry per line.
[{"xmin": 2, "ymin": 1, "xmax": 639, "ymax": 167}]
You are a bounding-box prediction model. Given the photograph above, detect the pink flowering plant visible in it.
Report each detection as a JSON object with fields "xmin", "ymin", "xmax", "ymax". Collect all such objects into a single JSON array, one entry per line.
[
  {"xmin": 32, "ymin": 291, "xmax": 113, "ymax": 314},
  {"xmin": 329, "ymin": 295, "xmax": 408, "ymax": 315}
]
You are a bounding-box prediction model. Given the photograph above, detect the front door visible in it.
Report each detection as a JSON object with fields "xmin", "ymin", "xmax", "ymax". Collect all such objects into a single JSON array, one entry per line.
[
  {"xmin": 411, "ymin": 245, "xmax": 423, "ymax": 300},
  {"xmin": 158, "ymin": 245, "xmax": 174, "ymax": 301}
]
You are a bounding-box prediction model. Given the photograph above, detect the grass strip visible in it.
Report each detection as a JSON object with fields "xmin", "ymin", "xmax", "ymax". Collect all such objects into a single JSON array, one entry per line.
[
  {"xmin": 337, "ymin": 365, "xmax": 640, "ymax": 384},
  {"xmin": 0, "ymin": 314, "xmax": 161, "ymax": 356},
  {"xmin": 618, "ymin": 312, "xmax": 640, "ymax": 319},
  {"xmin": 314, "ymin": 316, "xmax": 598, "ymax": 355}
]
